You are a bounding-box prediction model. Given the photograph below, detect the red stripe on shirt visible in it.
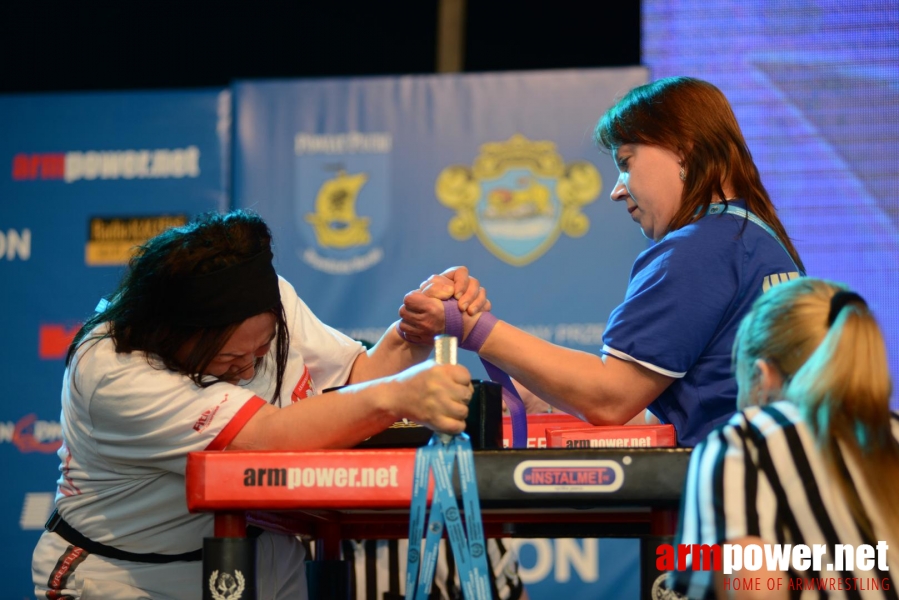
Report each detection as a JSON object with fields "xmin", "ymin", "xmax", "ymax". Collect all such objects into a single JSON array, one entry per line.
[
  {"xmin": 205, "ymin": 396, "xmax": 267, "ymax": 451},
  {"xmin": 47, "ymin": 545, "xmax": 87, "ymax": 598}
]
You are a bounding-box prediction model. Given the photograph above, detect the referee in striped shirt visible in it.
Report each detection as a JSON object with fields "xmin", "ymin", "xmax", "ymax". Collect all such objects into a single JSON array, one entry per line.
[
  {"xmin": 307, "ymin": 538, "xmax": 524, "ymax": 600},
  {"xmin": 669, "ymin": 278, "xmax": 899, "ymax": 599}
]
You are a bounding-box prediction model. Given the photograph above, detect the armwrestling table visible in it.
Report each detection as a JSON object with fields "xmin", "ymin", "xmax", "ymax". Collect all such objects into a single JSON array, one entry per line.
[{"xmin": 187, "ymin": 447, "xmax": 691, "ymax": 599}]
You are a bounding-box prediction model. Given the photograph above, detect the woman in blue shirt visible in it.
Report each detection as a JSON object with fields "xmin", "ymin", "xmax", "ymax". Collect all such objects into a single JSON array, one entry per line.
[{"xmin": 401, "ymin": 77, "xmax": 805, "ymax": 446}]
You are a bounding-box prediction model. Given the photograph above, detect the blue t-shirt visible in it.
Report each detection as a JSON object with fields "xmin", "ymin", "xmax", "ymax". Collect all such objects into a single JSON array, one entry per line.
[{"xmin": 601, "ymin": 202, "xmax": 802, "ymax": 446}]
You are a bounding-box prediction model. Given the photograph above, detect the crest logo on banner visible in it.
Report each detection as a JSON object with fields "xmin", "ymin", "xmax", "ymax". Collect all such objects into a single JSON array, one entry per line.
[
  {"xmin": 305, "ymin": 171, "xmax": 371, "ymax": 248},
  {"xmin": 437, "ymin": 134, "xmax": 601, "ymax": 266},
  {"xmin": 295, "ymin": 132, "xmax": 391, "ymax": 275}
]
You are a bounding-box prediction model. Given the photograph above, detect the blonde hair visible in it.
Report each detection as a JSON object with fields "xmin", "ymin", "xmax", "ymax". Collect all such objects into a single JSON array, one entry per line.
[{"xmin": 733, "ymin": 278, "xmax": 898, "ymax": 539}]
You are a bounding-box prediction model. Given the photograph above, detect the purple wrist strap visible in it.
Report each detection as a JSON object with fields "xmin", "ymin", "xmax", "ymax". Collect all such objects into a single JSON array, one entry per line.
[{"xmin": 443, "ymin": 299, "xmax": 528, "ymax": 449}]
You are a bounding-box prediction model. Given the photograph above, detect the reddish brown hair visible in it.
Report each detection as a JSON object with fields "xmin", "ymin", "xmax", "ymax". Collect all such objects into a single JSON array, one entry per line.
[{"xmin": 596, "ymin": 76, "xmax": 804, "ymax": 271}]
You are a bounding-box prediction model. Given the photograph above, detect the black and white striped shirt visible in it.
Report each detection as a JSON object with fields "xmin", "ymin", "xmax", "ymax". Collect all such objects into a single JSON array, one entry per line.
[
  {"xmin": 669, "ymin": 401, "xmax": 899, "ymax": 599},
  {"xmin": 308, "ymin": 538, "xmax": 523, "ymax": 600}
]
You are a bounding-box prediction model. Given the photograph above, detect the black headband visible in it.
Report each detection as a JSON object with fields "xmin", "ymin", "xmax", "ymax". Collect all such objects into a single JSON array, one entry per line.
[
  {"xmin": 159, "ymin": 249, "xmax": 281, "ymax": 328},
  {"xmin": 827, "ymin": 290, "xmax": 866, "ymax": 327}
]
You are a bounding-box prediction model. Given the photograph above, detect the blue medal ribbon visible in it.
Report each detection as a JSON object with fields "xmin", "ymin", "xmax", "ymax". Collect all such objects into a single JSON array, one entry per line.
[{"xmin": 406, "ymin": 433, "xmax": 491, "ymax": 600}]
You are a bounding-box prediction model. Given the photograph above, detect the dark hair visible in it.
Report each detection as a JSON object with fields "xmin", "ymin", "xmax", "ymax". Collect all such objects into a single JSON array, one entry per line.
[
  {"xmin": 596, "ymin": 76, "xmax": 804, "ymax": 272},
  {"xmin": 67, "ymin": 210, "xmax": 290, "ymax": 403}
]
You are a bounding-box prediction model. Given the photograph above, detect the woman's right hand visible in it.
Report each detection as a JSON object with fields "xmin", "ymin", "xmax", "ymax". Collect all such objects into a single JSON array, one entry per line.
[
  {"xmin": 418, "ymin": 266, "xmax": 491, "ymax": 315},
  {"xmin": 389, "ymin": 360, "xmax": 472, "ymax": 435},
  {"xmin": 397, "ymin": 266, "xmax": 491, "ymax": 345}
]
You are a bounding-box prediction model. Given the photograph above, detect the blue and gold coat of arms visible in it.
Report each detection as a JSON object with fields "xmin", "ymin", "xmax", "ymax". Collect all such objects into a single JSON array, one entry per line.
[{"xmin": 436, "ymin": 134, "xmax": 601, "ymax": 266}]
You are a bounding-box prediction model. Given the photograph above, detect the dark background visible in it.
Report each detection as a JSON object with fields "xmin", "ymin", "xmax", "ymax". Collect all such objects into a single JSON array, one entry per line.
[{"xmin": 0, "ymin": 1, "xmax": 641, "ymax": 93}]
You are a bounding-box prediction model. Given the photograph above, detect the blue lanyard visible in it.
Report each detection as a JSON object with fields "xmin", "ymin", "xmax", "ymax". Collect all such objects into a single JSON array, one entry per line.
[
  {"xmin": 406, "ymin": 433, "xmax": 491, "ymax": 600},
  {"xmin": 704, "ymin": 203, "xmax": 804, "ymax": 274}
]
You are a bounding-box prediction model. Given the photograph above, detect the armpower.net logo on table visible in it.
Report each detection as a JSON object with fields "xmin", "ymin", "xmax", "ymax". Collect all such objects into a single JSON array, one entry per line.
[{"xmin": 243, "ymin": 465, "xmax": 400, "ymax": 490}]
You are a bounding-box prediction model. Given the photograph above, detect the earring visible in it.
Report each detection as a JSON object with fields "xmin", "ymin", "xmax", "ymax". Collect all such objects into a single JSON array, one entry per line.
[{"xmin": 679, "ymin": 166, "xmax": 686, "ymax": 182}]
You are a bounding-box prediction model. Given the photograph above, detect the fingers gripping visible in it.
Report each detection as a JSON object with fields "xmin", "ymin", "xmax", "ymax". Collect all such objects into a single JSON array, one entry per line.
[
  {"xmin": 397, "ymin": 292, "xmax": 446, "ymax": 344},
  {"xmin": 419, "ymin": 363, "xmax": 471, "ymax": 435}
]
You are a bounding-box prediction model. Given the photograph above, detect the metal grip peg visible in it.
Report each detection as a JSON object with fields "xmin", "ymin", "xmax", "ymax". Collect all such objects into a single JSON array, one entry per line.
[
  {"xmin": 434, "ymin": 334, "xmax": 458, "ymax": 366},
  {"xmin": 433, "ymin": 334, "xmax": 459, "ymax": 444}
]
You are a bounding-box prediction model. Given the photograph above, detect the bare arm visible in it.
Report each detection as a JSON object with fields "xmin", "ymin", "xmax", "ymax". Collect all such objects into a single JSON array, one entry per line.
[
  {"xmin": 346, "ymin": 321, "xmax": 433, "ymax": 384},
  {"xmin": 402, "ymin": 265, "xmax": 675, "ymax": 424},
  {"xmin": 228, "ymin": 361, "xmax": 473, "ymax": 451},
  {"xmin": 477, "ymin": 319, "xmax": 674, "ymax": 424},
  {"xmin": 346, "ymin": 267, "xmax": 490, "ymax": 383},
  {"xmin": 401, "ymin": 286, "xmax": 672, "ymax": 425},
  {"xmin": 516, "ymin": 370, "xmax": 659, "ymax": 424}
]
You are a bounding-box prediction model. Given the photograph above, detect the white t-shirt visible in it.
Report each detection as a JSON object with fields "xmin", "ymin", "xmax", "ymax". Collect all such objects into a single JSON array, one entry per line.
[{"xmin": 52, "ymin": 276, "xmax": 364, "ymax": 555}]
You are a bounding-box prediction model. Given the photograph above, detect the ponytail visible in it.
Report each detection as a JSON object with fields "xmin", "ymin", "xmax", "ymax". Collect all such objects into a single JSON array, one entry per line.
[{"xmin": 785, "ymin": 302, "xmax": 899, "ymax": 540}]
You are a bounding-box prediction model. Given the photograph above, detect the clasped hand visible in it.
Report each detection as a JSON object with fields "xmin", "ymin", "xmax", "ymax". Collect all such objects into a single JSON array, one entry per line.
[{"xmin": 397, "ymin": 266, "xmax": 491, "ymax": 346}]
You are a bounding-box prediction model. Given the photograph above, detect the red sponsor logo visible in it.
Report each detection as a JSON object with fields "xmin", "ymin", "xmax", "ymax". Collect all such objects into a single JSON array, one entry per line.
[
  {"xmin": 291, "ymin": 366, "xmax": 315, "ymax": 403},
  {"xmin": 11, "ymin": 414, "xmax": 62, "ymax": 454},
  {"xmin": 657, "ymin": 543, "xmax": 723, "ymax": 572},
  {"xmin": 59, "ymin": 442, "xmax": 82, "ymax": 496},
  {"xmin": 12, "ymin": 153, "xmax": 65, "ymax": 181},
  {"xmin": 39, "ymin": 324, "xmax": 80, "ymax": 360},
  {"xmin": 193, "ymin": 405, "xmax": 220, "ymax": 432}
]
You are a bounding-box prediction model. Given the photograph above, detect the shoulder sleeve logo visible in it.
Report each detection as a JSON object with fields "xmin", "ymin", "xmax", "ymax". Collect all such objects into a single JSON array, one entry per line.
[
  {"xmin": 436, "ymin": 134, "xmax": 601, "ymax": 266},
  {"xmin": 290, "ymin": 366, "xmax": 315, "ymax": 404}
]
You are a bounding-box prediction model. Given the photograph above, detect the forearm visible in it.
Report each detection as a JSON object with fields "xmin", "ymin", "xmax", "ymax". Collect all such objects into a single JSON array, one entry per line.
[
  {"xmin": 347, "ymin": 321, "xmax": 432, "ymax": 384},
  {"xmin": 230, "ymin": 380, "xmax": 400, "ymax": 451},
  {"xmin": 398, "ymin": 278, "xmax": 672, "ymax": 422},
  {"xmin": 478, "ymin": 320, "xmax": 669, "ymax": 424},
  {"xmin": 229, "ymin": 361, "xmax": 473, "ymax": 450}
]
